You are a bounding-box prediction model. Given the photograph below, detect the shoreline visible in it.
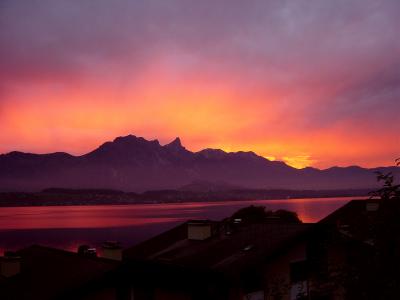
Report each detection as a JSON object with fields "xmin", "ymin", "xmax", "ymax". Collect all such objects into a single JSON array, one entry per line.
[{"xmin": 0, "ymin": 188, "xmax": 371, "ymax": 207}]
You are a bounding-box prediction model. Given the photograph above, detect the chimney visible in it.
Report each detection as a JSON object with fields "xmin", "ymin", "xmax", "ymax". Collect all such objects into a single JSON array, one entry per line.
[
  {"xmin": 0, "ymin": 252, "xmax": 21, "ymax": 277},
  {"xmin": 187, "ymin": 220, "xmax": 214, "ymax": 241},
  {"xmin": 101, "ymin": 241, "xmax": 122, "ymax": 261}
]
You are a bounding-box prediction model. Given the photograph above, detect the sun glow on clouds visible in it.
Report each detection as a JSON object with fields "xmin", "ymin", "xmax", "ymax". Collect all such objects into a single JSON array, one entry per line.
[
  {"xmin": 282, "ymin": 155, "xmax": 316, "ymax": 169},
  {"xmin": 0, "ymin": 72, "xmax": 269, "ymax": 155},
  {"xmin": 1, "ymin": 75, "xmax": 399, "ymax": 169},
  {"xmin": 1, "ymin": 0, "xmax": 400, "ymax": 168},
  {"xmin": 1, "ymin": 74, "xmax": 399, "ymax": 169}
]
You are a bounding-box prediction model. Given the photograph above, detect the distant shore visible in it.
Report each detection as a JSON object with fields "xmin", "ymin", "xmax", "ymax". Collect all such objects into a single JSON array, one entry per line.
[{"xmin": 0, "ymin": 188, "xmax": 371, "ymax": 207}]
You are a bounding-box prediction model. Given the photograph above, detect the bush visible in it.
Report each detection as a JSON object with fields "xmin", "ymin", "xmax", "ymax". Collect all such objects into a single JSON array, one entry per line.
[{"xmin": 231, "ymin": 205, "xmax": 301, "ymax": 223}]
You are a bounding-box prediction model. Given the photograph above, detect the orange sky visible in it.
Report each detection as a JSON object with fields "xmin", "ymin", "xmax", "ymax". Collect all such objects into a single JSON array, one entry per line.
[
  {"xmin": 1, "ymin": 0, "xmax": 399, "ymax": 169},
  {"xmin": 1, "ymin": 65, "xmax": 399, "ymax": 169}
]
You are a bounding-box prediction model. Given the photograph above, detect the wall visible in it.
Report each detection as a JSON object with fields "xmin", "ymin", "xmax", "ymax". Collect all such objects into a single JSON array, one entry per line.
[{"xmin": 263, "ymin": 242, "xmax": 307, "ymax": 300}]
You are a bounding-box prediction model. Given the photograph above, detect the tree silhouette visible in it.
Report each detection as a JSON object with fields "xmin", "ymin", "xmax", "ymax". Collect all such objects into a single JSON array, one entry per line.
[
  {"xmin": 369, "ymin": 158, "xmax": 400, "ymax": 200},
  {"xmin": 231, "ymin": 205, "xmax": 301, "ymax": 224}
]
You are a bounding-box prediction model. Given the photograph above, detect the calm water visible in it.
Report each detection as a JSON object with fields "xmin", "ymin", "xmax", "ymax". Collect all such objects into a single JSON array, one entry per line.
[{"xmin": 0, "ymin": 197, "xmax": 364, "ymax": 254}]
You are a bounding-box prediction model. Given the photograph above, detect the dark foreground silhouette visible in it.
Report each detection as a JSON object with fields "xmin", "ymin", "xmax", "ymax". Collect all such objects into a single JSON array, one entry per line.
[{"xmin": 1, "ymin": 194, "xmax": 400, "ymax": 299}]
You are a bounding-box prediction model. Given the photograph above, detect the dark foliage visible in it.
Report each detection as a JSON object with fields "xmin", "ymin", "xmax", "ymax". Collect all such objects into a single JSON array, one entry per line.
[
  {"xmin": 369, "ymin": 158, "xmax": 400, "ymax": 200},
  {"xmin": 231, "ymin": 205, "xmax": 301, "ymax": 224},
  {"xmin": 265, "ymin": 209, "xmax": 302, "ymax": 223}
]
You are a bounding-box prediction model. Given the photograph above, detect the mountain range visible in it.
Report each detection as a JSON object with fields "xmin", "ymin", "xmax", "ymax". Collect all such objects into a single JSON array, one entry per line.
[{"xmin": 0, "ymin": 134, "xmax": 398, "ymax": 192}]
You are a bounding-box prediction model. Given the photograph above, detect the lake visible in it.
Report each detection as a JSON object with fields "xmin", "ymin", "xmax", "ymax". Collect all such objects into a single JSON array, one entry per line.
[{"xmin": 0, "ymin": 197, "xmax": 365, "ymax": 254}]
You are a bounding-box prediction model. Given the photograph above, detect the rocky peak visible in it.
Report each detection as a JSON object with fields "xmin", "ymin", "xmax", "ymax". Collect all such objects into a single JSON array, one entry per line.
[{"xmin": 164, "ymin": 137, "xmax": 186, "ymax": 151}]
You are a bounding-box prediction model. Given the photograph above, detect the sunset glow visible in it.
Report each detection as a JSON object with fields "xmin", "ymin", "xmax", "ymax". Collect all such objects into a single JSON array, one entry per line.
[{"xmin": 1, "ymin": 0, "xmax": 399, "ymax": 169}]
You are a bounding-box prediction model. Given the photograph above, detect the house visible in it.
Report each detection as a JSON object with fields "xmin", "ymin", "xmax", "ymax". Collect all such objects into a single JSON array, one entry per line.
[
  {"xmin": 316, "ymin": 198, "xmax": 400, "ymax": 299},
  {"xmin": 120, "ymin": 200, "xmax": 382, "ymax": 300},
  {"xmin": 1, "ymin": 199, "xmax": 384, "ymax": 300},
  {"xmin": 121, "ymin": 219, "xmax": 317, "ymax": 300},
  {"xmin": 0, "ymin": 245, "xmax": 120, "ymax": 300}
]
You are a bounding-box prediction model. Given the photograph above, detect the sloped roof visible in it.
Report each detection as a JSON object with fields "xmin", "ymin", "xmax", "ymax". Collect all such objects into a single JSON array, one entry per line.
[
  {"xmin": 319, "ymin": 199, "xmax": 369, "ymax": 224},
  {"xmin": 124, "ymin": 220, "xmax": 312, "ymax": 274},
  {"xmin": 319, "ymin": 199, "xmax": 376, "ymax": 241},
  {"xmin": 0, "ymin": 245, "xmax": 119, "ymax": 300}
]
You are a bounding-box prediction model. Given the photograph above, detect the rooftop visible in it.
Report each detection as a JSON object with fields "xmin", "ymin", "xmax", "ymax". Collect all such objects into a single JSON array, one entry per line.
[
  {"xmin": 124, "ymin": 220, "xmax": 312, "ymax": 274},
  {"xmin": 319, "ymin": 199, "xmax": 378, "ymax": 241},
  {"xmin": 0, "ymin": 245, "xmax": 119, "ymax": 300}
]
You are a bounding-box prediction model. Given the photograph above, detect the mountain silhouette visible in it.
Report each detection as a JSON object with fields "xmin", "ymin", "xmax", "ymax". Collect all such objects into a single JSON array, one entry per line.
[{"xmin": 0, "ymin": 134, "xmax": 398, "ymax": 192}]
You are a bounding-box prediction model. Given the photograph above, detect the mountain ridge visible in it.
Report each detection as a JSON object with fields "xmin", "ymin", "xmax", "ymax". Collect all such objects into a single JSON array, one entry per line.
[{"xmin": 0, "ymin": 134, "xmax": 399, "ymax": 192}]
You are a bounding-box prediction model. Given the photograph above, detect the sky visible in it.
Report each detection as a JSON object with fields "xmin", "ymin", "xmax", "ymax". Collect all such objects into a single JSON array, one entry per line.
[{"xmin": 0, "ymin": 0, "xmax": 399, "ymax": 169}]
